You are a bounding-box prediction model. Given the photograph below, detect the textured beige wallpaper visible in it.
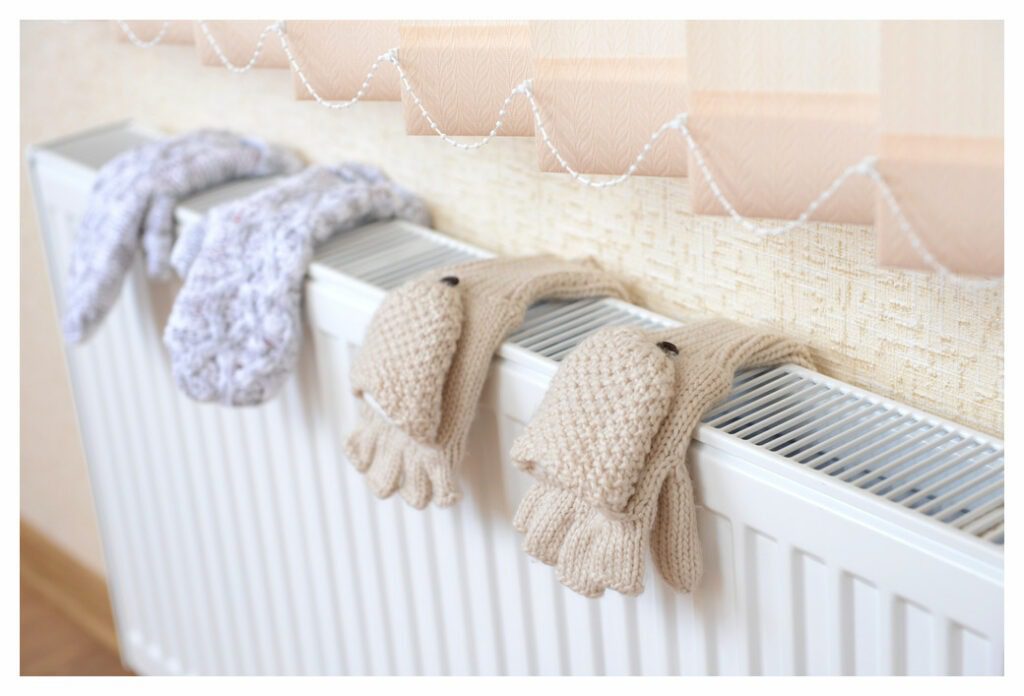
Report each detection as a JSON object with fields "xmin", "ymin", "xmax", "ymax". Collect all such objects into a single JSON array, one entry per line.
[{"xmin": 20, "ymin": 20, "xmax": 1003, "ymax": 572}]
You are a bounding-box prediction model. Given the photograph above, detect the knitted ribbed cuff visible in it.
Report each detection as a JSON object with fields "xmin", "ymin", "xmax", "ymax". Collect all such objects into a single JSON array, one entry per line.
[
  {"xmin": 514, "ymin": 482, "xmax": 648, "ymax": 597},
  {"xmin": 345, "ymin": 402, "xmax": 459, "ymax": 509}
]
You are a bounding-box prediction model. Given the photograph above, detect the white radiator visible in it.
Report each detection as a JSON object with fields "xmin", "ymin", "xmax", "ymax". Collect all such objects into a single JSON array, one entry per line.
[{"xmin": 27, "ymin": 123, "xmax": 1005, "ymax": 676}]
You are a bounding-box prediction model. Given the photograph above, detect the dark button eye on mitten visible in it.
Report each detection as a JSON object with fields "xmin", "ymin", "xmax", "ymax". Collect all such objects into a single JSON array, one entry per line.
[
  {"xmin": 164, "ymin": 164, "xmax": 431, "ymax": 407},
  {"xmin": 63, "ymin": 129, "xmax": 303, "ymax": 343},
  {"xmin": 512, "ymin": 320, "xmax": 813, "ymax": 597}
]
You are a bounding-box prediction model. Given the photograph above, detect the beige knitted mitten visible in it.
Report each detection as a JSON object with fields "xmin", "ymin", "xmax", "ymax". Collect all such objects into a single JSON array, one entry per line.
[
  {"xmin": 346, "ymin": 256, "xmax": 629, "ymax": 509},
  {"xmin": 512, "ymin": 319, "xmax": 813, "ymax": 597}
]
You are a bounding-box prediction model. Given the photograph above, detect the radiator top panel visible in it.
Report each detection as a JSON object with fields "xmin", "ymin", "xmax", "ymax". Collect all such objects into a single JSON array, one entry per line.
[{"xmin": 312, "ymin": 220, "xmax": 1005, "ymax": 547}]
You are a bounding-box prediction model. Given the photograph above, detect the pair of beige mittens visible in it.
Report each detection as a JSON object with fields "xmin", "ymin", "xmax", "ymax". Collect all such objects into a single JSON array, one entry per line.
[{"xmin": 346, "ymin": 255, "xmax": 812, "ymax": 597}]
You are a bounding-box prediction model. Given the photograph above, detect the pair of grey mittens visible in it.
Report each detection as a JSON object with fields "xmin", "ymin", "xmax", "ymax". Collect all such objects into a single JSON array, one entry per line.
[{"xmin": 63, "ymin": 129, "xmax": 431, "ymax": 405}]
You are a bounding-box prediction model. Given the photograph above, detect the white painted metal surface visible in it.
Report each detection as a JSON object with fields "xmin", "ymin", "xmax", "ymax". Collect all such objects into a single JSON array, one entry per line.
[{"xmin": 28, "ymin": 122, "xmax": 1004, "ymax": 676}]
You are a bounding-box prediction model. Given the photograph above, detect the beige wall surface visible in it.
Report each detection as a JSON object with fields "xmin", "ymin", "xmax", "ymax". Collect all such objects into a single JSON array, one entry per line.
[{"xmin": 20, "ymin": 21, "xmax": 1004, "ymax": 575}]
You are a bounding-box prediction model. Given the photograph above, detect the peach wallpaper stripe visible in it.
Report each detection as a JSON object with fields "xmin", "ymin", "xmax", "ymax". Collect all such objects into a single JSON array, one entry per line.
[
  {"xmin": 193, "ymin": 20, "xmax": 288, "ymax": 70},
  {"xmin": 114, "ymin": 21, "xmax": 194, "ymax": 45},
  {"xmin": 398, "ymin": 22, "xmax": 533, "ymax": 137},
  {"xmin": 687, "ymin": 91, "xmax": 877, "ymax": 224},
  {"xmin": 286, "ymin": 21, "xmax": 401, "ymax": 102},
  {"xmin": 686, "ymin": 21, "xmax": 879, "ymax": 225},
  {"xmin": 531, "ymin": 21, "xmax": 687, "ymax": 177},
  {"xmin": 533, "ymin": 57, "xmax": 688, "ymax": 177},
  {"xmin": 877, "ymin": 21, "xmax": 1003, "ymax": 275}
]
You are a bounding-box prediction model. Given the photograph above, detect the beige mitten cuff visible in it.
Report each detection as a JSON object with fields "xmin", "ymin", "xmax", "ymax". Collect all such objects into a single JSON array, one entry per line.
[
  {"xmin": 511, "ymin": 319, "xmax": 813, "ymax": 597},
  {"xmin": 346, "ymin": 256, "xmax": 629, "ymax": 509}
]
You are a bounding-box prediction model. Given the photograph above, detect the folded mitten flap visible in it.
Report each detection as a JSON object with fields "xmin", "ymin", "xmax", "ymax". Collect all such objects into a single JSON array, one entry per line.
[
  {"xmin": 351, "ymin": 275, "xmax": 464, "ymax": 444},
  {"xmin": 511, "ymin": 326, "xmax": 677, "ymax": 515}
]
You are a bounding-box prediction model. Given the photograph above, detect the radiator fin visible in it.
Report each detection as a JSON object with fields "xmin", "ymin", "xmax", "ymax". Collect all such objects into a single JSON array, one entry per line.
[{"xmin": 704, "ymin": 366, "xmax": 1004, "ymax": 545}]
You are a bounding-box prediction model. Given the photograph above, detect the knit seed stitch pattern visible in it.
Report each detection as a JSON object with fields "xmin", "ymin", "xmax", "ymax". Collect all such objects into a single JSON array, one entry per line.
[
  {"xmin": 352, "ymin": 278, "xmax": 464, "ymax": 443},
  {"xmin": 63, "ymin": 129, "xmax": 303, "ymax": 343},
  {"xmin": 512, "ymin": 320, "xmax": 813, "ymax": 598},
  {"xmin": 513, "ymin": 328, "xmax": 678, "ymax": 514},
  {"xmin": 164, "ymin": 164, "xmax": 432, "ymax": 406}
]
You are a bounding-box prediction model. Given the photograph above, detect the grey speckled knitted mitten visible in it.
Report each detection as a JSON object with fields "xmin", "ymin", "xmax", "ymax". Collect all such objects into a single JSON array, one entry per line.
[
  {"xmin": 346, "ymin": 256, "xmax": 629, "ymax": 509},
  {"xmin": 511, "ymin": 319, "xmax": 813, "ymax": 597},
  {"xmin": 63, "ymin": 129, "xmax": 303, "ymax": 343},
  {"xmin": 164, "ymin": 164, "xmax": 431, "ymax": 406}
]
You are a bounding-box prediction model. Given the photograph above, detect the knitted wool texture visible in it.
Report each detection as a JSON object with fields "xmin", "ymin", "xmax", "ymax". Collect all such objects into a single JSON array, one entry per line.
[
  {"xmin": 347, "ymin": 256, "xmax": 629, "ymax": 509},
  {"xmin": 63, "ymin": 129, "xmax": 303, "ymax": 343},
  {"xmin": 164, "ymin": 164, "xmax": 431, "ymax": 406},
  {"xmin": 512, "ymin": 319, "xmax": 813, "ymax": 597}
]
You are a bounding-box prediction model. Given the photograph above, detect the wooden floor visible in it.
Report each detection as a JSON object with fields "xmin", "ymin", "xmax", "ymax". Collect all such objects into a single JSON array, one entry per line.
[
  {"xmin": 20, "ymin": 520, "xmax": 134, "ymax": 676},
  {"xmin": 20, "ymin": 581, "xmax": 133, "ymax": 676}
]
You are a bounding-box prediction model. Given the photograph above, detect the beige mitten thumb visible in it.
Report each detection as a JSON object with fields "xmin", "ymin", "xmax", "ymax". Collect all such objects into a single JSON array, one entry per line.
[
  {"xmin": 346, "ymin": 255, "xmax": 628, "ymax": 509},
  {"xmin": 512, "ymin": 319, "xmax": 812, "ymax": 597}
]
